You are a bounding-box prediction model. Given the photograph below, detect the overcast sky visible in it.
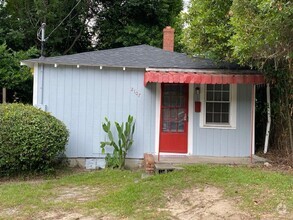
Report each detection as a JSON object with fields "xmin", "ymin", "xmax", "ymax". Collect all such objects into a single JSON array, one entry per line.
[{"xmin": 183, "ymin": 0, "xmax": 190, "ymax": 12}]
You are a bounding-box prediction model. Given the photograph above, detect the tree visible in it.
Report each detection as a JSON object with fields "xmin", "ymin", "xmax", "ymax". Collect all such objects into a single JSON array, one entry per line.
[
  {"xmin": 229, "ymin": 0, "xmax": 293, "ymax": 158},
  {"xmin": 91, "ymin": 0, "xmax": 183, "ymax": 51},
  {"xmin": 1, "ymin": 0, "xmax": 93, "ymax": 56},
  {"xmin": 0, "ymin": 44, "xmax": 38, "ymax": 103},
  {"xmin": 182, "ymin": 0, "xmax": 233, "ymax": 59},
  {"xmin": 1, "ymin": 0, "xmax": 183, "ymax": 55}
]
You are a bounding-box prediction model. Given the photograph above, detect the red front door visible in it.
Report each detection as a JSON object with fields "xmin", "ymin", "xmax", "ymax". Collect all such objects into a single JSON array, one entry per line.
[{"xmin": 159, "ymin": 84, "xmax": 188, "ymax": 153}]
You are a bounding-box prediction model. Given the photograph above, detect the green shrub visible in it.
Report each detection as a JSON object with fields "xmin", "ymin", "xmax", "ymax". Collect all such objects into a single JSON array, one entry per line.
[{"xmin": 0, "ymin": 104, "xmax": 69, "ymax": 176}]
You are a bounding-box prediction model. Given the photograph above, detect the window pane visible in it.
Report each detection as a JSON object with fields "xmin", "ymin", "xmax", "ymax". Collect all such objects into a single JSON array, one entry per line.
[
  {"xmin": 215, "ymin": 92, "xmax": 221, "ymax": 101},
  {"xmin": 214, "ymin": 113, "xmax": 221, "ymax": 123},
  {"xmin": 222, "ymin": 103, "xmax": 229, "ymax": 113},
  {"xmin": 214, "ymin": 103, "xmax": 221, "ymax": 112},
  {"xmin": 215, "ymin": 84, "xmax": 222, "ymax": 90},
  {"xmin": 170, "ymin": 121, "xmax": 177, "ymax": 132},
  {"xmin": 222, "ymin": 113, "xmax": 229, "ymax": 123},
  {"xmin": 207, "ymin": 84, "xmax": 214, "ymax": 90},
  {"xmin": 207, "ymin": 91, "xmax": 213, "ymax": 101},
  {"xmin": 206, "ymin": 103, "xmax": 213, "ymax": 113},
  {"xmin": 223, "ymin": 84, "xmax": 230, "ymax": 91},
  {"xmin": 206, "ymin": 113, "xmax": 213, "ymax": 123},
  {"xmin": 222, "ymin": 92, "xmax": 229, "ymax": 101}
]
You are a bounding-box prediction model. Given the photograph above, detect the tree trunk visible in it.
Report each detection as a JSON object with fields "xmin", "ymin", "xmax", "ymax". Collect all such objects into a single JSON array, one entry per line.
[
  {"xmin": 288, "ymin": 59, "xmax": 293, "ymax": 162},
  {"xmin": 285, "ymin": 89, "xmax": 293, "ymax": 162},
  {"xmin": 2, "ymin": 87, "xmax": 6, "ymax": 103}
]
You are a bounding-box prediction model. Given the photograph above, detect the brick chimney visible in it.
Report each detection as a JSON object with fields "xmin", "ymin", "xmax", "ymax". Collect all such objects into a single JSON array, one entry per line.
[{"xmin": 163, "ymin": 26, "xmax": 175, "ymax": 52}]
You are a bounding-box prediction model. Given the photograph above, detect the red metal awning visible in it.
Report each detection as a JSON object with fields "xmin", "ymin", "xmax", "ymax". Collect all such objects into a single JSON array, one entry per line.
[{"xmin": 144, "ymin": 71, "xmax": 265, "ymax": 86}]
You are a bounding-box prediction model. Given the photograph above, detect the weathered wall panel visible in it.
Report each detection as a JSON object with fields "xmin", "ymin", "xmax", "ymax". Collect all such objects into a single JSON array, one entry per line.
[{"xmin": 40, "ymin": 65, "xmax": 156, "ymax": 158}]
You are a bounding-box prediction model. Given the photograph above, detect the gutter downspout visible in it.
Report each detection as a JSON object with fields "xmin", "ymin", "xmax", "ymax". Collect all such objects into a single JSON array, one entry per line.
[
  {"xmin": 250, "ymin": 85, "xmax": 255, "ymax": 163},
  {"xmin": 264, "ymin": 83, "xmax": 271, "ymax": 153}
]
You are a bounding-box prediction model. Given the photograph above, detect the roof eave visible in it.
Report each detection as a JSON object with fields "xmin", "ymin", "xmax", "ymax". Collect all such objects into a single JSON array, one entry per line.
[
  {"xmin": 20, "ymin": 59, "xmax": 148, "ymax": 70},
  {"xmin": 146, "ymin": 67, "xmax": 261, "ymax": 75}
]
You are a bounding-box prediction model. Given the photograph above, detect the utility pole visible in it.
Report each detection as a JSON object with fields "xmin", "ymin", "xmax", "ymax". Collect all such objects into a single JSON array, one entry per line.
[{"xmin": 40, "ymin": 23, "xmax": 46, "ymax": 57}]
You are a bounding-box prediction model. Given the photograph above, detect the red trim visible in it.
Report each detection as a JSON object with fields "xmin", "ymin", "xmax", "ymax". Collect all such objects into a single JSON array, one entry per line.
[{"xmin": 144, "ymin": 71, "xmax": 265, "ymax": 86}]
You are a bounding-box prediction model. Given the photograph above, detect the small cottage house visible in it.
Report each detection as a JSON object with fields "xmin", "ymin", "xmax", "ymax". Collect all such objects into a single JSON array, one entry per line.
[{"xmin": 22, "ymin": 27, "xmax": 265, "ymax": 168}]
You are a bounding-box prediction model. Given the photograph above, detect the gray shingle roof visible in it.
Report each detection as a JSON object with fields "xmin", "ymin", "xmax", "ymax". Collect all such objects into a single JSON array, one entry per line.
[{"xmin": 22, "ymin": 45, "xmax": 240, "ymax": 70}]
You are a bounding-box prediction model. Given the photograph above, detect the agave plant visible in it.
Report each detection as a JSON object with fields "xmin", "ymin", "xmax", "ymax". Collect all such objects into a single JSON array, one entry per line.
[{"xmin": 100, "ymin": 115, "xmax": 135, "ymax": 169}]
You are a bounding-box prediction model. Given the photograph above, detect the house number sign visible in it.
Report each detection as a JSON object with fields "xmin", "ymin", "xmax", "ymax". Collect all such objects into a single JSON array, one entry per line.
[{"xmin": 130, "ymin": 87, "xmax": 141, "ymax": 97}]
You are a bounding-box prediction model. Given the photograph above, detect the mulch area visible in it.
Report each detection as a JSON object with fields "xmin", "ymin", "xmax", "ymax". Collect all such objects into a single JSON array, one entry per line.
[{"xmin": 256, "ymin": 150, "xmax": 293, "ymax": 174}]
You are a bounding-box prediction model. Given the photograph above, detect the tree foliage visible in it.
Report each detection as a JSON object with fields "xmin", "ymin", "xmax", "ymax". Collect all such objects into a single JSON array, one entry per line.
[
  {"xmin": 1, "ymin": 0, "xmax": 183, "ymax": 56},
  {"xmin": 230, "ymin": 0, "xmax": 293, "ymax": 68},
  {"xmin": 182, "ymin": 0, "xmax": 233, "ymax": 60},
  {"xmin": 91, "ymin": 0, "xmax": 183, "ymax": 50},
  {"xmin": 0, "ymin": 44, "xmax": 37, "ymax": 89},
  {"xmin": 229, "ymin": 0, "xmax": 293, "ymax": 158},
  {"xmin": 0, "ymin": 0, "xmax": 92, "ymax": 56}
]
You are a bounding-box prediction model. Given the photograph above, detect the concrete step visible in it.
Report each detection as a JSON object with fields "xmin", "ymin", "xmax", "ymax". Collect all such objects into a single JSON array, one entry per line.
[{"xmin": 155, "ymin": 163, "xmax": 184, "ymax": 174}]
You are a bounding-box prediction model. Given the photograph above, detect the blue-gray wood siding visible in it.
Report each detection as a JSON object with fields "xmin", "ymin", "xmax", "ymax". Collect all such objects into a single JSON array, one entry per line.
[
  {"xmin": 38, "ymin": 65, "xmax": 156, "ymax": 158},
  {"xmin": 193, "ymin": 84, "xmax": 253, "ymax": 157},
  {"xmin": 37, "ymin": 64, "xmax": 253, "ymax": 158}
]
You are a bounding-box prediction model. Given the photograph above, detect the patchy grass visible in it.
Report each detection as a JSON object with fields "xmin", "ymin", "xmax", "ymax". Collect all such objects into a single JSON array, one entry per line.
[{"xmin": 0, "ymin": 165, "xmax": 292, "ymax": 219}]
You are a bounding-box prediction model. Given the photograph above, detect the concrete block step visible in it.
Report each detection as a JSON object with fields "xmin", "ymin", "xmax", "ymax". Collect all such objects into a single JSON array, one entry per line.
[{"xmin": 155, "ymin": 163, "xmax": 184, "ymax": 174}]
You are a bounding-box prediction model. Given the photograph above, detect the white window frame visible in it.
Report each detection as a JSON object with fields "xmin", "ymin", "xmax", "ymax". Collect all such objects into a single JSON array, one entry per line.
[{"xmin": 200, "ymin": 84, "xmax": 237, "ymax": 129}]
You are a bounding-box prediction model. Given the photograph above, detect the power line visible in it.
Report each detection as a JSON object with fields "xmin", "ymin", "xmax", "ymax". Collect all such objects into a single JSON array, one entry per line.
[{"xmin": 45, "ymin": 0, "xmax": 82, "ymax": 40}]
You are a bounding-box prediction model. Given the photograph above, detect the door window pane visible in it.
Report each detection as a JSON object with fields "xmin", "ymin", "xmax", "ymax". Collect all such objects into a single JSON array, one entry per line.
[
  {"xmin": 163, "ymin": 96, "xmax": 169, "ymax": 106},
  {"xmin": 178, "ymin": 122, "xmax": 184, "ymax": 132},
  {"xmin": 170, "ymin": 109, "xmax": 177, "ymax": 118},
  {"xmin": 178, "ymin": 108, "xmax": 185, "ymax": 121},
  {"xmin": 163, "ymin": 121, "xmax": 169, "ymax": 132},
  {"xmin": 170, "ymin": 96, "xmax": 177, "ymax": 107},
  {"xmin": 178, "ymin": 96, "xmax": 185, "ymax": 107},
  {"xmin": 170, "ymin": 121, "xmax": 177, "ymax": 132},
  {"xmin": 163, "ymin": 109, "xmax": 169, "ymax": 119}
]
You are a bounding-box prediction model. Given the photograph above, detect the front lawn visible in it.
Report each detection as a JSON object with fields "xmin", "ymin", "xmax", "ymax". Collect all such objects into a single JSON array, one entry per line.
[{"xmin": 0, "ymin": 165, "xmax": 292, "ymax": 219}]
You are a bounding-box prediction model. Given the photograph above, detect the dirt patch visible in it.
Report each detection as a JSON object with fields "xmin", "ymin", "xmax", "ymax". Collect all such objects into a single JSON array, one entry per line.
[
  {"xmin": 0, "ymin": 207, "xmax": 20, "ymax": 217},
  {"xmin": 160, "ymin": 186, "xmax": 251, "ymax": 220},
  {"xmin": 49, "ymin": 186, "xmax": 101, "ymax": 203},
  {"xmin": 37, "ymin": 211, "xmax": 120, "ymax": 220}
]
